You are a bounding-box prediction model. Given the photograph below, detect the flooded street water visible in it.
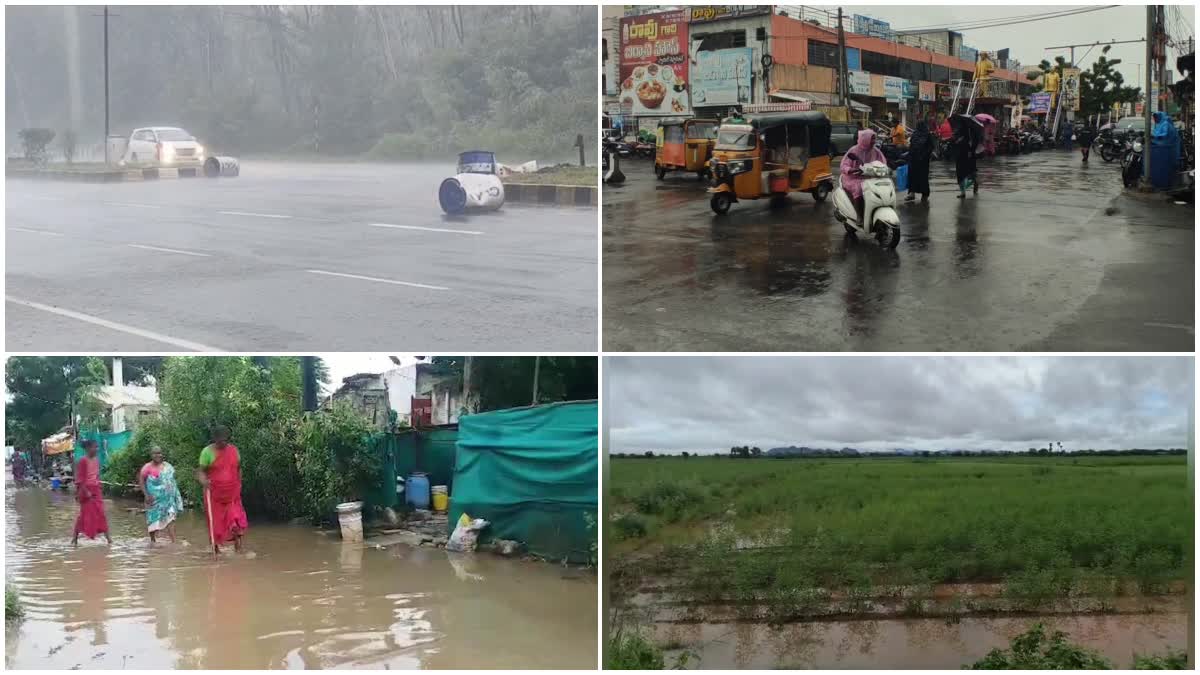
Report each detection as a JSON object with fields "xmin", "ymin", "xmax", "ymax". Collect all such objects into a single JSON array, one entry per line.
[
  {"xmin": 652, "ymin": 611, "xmax": 1187, "ymax": 669},
  {"xmin": 5, "ymin": 483, "xmax": 597, "ymax": 669}
]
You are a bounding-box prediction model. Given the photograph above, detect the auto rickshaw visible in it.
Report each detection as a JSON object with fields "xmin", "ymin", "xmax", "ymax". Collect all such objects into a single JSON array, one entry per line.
[
  {"xmin": 655, "ymin": 117, "xmax": 719, "ymax": 180},
  {"xmin": 707, "ymin": 112, "xmax": 835, "ymax": 214}
]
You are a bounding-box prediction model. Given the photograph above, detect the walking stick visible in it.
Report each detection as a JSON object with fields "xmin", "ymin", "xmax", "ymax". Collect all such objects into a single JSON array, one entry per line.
[{"xmin": 204, "ymin": 485, "xmax": 217, "ymax": 558}]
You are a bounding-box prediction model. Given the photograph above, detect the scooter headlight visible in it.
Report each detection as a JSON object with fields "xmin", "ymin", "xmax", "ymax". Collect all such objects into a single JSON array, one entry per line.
[{"xmin": 1132, "ymin": 142, "xmax": 1143, "ymax": 152}]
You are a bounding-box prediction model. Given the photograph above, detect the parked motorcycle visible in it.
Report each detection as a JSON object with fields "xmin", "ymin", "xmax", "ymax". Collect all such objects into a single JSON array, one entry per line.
[
  {"xmin": 632, "ymin": 141, "xmax": 655, "ymax": 159},
  {"xmin": 832, "ymin": 160, "xmax": 902, "ymax": 249},
  {"xmin": 1121, "ymin": 140, "xmax": 1143, "ymax": 188},
  {"xmin": 1097, "ymin": 129, "xmax": 1132, "ymax": 164}
]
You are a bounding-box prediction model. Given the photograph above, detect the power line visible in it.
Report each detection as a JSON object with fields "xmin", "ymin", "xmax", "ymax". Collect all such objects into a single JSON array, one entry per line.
[{"xmin": 894, "ymin": 6, "xmax": 1117, "ymax": 34}]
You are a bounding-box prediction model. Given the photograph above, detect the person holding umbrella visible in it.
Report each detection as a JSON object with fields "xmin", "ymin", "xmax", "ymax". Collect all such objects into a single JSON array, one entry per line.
[
  {"xmin": 196, "ymin": 426, "xmax": 248, "ymax": 554},
  {"xmin": 951, "ymin": 114, "xmax": 983, "ymax": 199}
]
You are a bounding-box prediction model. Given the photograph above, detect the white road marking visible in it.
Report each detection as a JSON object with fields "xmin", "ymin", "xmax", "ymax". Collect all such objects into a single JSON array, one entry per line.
[
  {"xmin": 105, "ymin": 202, "xmax": 161, "ymax": 209},
  {"xmin": 127, "ymin": 244, "xmax": 211, "ymax": 257},
  {"xmin": 306, "ymin": 270, "xmax": 449, "ymax": 291},
  {"xmin": 6, "ymin": 296, "xmax": 219, "ymax": 351},
  {"xmin": 368, "ymin": 222, "xmax": 483, "ymax": 235},
  {"xmin": 10, "ymin": 227, "xmax": 64, "ymax": 237},
  {"xmin": 1143, "ymin": 322, "xmax": 1195, "ymax": 334},
  {"xmin": 218, "ymin": 210, "xmax": 292, "ymax": 219}
]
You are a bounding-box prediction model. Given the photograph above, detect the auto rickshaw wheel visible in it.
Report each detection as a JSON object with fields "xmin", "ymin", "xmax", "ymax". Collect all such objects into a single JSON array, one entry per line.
[
  {"xmin": 710, "ymin": 192, "xmax": 733, "ymax": 215},
  {"xmin": 655, "ymin": 166, "xmax": 667, "ymax": 180},
  {"xmin": 813, "ymin": 182, "xmax": 831, "ymax": 202}
]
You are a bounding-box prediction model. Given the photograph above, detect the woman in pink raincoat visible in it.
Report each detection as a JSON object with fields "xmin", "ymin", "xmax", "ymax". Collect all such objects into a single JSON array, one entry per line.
[{"xmin": 839, "ymin": 129, "xmax": 887, "ymax": 219}]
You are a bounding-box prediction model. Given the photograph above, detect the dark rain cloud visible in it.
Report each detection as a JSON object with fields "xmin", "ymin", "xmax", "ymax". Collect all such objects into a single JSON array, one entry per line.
[{"xmin": 606, "ymin": 356, "xmax": 1192, "ymax": 454}]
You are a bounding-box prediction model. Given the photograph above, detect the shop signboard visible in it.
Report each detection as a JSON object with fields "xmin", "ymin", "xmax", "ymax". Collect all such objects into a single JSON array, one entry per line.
[
  {"xmin": 901, "ymin": 80, "xmax": 916, "ymax": 99},
  {"xmin": 848, "ymin": 70, "xmax": 871, "ymax": 96},
  {"xmin": 1028, "ymin": 92, "xmax": 1052, "ymax": 114},
  {"xmin": 689, "ymin": 5, "xmax": 771, "ymax": 23},
  {"xmin": 852, "ymin": 15, "xmax": 894, "ymax": 41},
  {"xmin": 846, "ymin": 48, "xmax": 861, "ymax": 71},
  {"xmin": 870, "ymin": 73, "xmax": 886, "ymax": 98},
  {"xmin": 918, "ymin": 81, "xmax": 935, "ymax": 102},
  {"xmin": 619, "ymin": 9, "xmax": 690, "ymax": 116},
  {"xmin": 1062, "ymin": 67, "xmax": 1081, "ymax": 111},
  {"xmin": 692, "ymin": 47, "xmax": 753, "ymax": 106},
  {"xmin": 883, "ymin": 76, "xmax": 904, "ymax": 101}
]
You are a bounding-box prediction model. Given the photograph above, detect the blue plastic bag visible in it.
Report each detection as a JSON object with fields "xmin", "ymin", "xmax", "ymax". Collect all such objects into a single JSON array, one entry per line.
[{"xmin": 894, "ymin": 163, "xmax": 909, "ymax": 192}]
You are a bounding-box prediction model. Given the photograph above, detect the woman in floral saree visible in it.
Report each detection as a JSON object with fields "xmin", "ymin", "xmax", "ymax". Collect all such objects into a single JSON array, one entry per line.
[{"xmin": 139, "ymin": 446, "xmax": 183, "ymax": 543}]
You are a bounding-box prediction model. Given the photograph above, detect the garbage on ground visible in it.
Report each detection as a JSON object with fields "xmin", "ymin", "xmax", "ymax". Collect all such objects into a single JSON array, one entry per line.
[
  {"xmin": 496, "ymin": 160, "xmax": 538, "ymax": 176},
  {"xmin": 491, "ymin": 539, "xmax": 523, "ymax": 557},
  {"xmin": 447, "ymin": 512, "xmax": 490, "ymax": 553}
]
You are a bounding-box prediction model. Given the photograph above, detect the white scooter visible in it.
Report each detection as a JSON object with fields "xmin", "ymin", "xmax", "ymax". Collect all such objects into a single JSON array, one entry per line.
[{"xmin": 832, "ymin": 160, "xmax": 902, "ymax": 249}]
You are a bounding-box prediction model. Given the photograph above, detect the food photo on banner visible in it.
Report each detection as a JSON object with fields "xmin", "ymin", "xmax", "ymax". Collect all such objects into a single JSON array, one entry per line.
[{"xmin": 619, "ymin": 9, "xmax": 690, "ymax": 115}]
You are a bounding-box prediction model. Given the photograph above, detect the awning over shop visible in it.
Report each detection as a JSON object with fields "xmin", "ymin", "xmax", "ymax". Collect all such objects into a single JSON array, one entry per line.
[
  {"xmin": 41, "ymin": 432, "xmax": 74, "ymax": 456},
  {"xmin": 770, "ymin": 90, "xmax": 871, "ymax": 112}
]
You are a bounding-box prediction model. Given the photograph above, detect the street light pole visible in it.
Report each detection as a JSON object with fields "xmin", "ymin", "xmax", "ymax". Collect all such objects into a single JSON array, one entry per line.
[{"xmin": 103, "ymin": 6, "xmax": 110, "ymax": 165}]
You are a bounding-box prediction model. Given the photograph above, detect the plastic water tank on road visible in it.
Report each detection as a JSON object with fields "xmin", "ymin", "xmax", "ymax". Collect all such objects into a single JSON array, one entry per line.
[
  {"xmin": 438, "ymin": 150, "xmax": 505, "ymax": 214},
  {"xmin": 204, "ymin": 156, "xmax": 241, "ymax": 178},
  {"xmin": 406, "ymin": 473, "xmax": 431, "ymax": 510}
]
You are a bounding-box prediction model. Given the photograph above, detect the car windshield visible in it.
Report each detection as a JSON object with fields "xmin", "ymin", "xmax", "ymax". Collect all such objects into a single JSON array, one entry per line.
[
  {"xmin": 716, "ymin": 128, "xmax": 755, "ymax": 150},
  {"xmin": 1116, "ymin": 118, "xmax": 1144, "ymax": 131},
  {"xmin": 155, "ymin": 129, "xmax": 193, "ymax": 141}
]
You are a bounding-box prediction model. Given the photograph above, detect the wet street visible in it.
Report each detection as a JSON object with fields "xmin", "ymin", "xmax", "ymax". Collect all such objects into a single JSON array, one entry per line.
[
  {"xmin": 603, "ymin": 150, "xmax": 1194, "ymax": 351},
  {"xmin": 7, "ymin": 161, "xmax": 596, "ymax": 351},
  {"xmin": 5, "ymin": 484, "xmax": 597, "ymax": 669}
]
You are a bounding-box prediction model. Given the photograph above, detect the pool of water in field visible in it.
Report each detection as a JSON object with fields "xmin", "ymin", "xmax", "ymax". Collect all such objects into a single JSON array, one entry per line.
[
  {"xmin": 650, "ymin": 610, "xmax": 1188, "ymax": 669},
  {"xmin": 5, "ymin": 482, "xmax": 597, "ymax": 669}
]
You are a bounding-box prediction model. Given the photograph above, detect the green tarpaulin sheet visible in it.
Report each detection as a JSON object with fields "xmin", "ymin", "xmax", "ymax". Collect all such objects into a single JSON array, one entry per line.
[
  {"xmin": 74, "ymin": 429, "xmax": 132, "ymax": 469},
  {"xmin": 449, "ymin": 400, "xmax": 597, "ymax": 564},
  {"xmin": 365, "ymin": 426, "xmax": 460, "ymax": 513}
]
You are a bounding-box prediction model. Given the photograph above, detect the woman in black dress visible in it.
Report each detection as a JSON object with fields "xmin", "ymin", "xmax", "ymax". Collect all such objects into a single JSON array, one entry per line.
[{"xmin": 904, "ymin": 120, "xmax": 935, "ymax": 203}]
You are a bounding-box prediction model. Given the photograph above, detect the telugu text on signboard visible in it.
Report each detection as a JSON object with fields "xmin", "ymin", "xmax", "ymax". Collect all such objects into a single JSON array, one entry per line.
[
  {"xmin": 848, "ymin": 70, "xmax": 871, "ymax": 96},
  {"xmin": 689, "ymin": 5, "xmax": 771, "ymax": 24},
  {"xmin": 1028, "ymin": 92, "xmax": 1052, "ymax": 114},
  {"xmin": 619, "ymin": 9, "xmax": 691, "ymax": 116}
]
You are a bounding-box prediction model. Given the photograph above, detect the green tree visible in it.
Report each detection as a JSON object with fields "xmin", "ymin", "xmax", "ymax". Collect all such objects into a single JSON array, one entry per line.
[
  {"xmin": 1078, "ymin": 46, "xmax": 1141, "ymax": 117},
  {"xmin": 5, "ymin": 357, "xmax": 109, "ymax": 450},
  {"xmin": 1027, "ymin": 56, "xmax": 1068, "ymax": 91}
]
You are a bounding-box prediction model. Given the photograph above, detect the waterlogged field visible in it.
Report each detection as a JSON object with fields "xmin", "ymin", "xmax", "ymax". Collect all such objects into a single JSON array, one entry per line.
[{"xmin": 610, "ymin": 455, "xmax": 1189, "ymax": 622}]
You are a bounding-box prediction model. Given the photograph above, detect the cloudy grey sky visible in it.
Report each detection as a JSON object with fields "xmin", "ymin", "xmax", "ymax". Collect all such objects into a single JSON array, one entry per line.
[
  {"xmin": 844, "ymin": 4, "xmax": 1194, "ymax": 88},
  {"xmin": 607, "ymin": 356, "xmax": 1193, "ymax": 453}
]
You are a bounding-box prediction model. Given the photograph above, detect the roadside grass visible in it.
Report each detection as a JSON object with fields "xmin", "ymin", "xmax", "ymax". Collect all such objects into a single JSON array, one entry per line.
[
  {"xmin": 611, "ymin": 456, "xmax": 1188, "ymax": 613},
  {"xmin": 5, "ymin": 584, "xmax": 22, "ymax": 622},
  {"xmin": 500, "ymin": 165, "xmax": 596, "ymax": 186},
  {"xmin": 967, "ymin": 622, "xmax": 1188, "ymax": 669}
]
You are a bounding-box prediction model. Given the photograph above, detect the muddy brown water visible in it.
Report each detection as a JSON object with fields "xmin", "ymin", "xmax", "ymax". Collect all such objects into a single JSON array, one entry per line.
[
  {"xmin": 651, "ymin": 612, "xmax": 1187, "ymax": 669},
  {"xmin": 5, "ymin": 484, "xmax": 596, "ymax": 669},
  {"xmin": 634, "ymin": 597, "xmax": 1186, "ymax": 670}
]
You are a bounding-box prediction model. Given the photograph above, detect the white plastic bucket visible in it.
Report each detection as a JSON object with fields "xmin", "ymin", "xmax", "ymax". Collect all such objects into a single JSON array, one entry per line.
[{"xmin": 336, "ymin": 501, "xmax": 364, "ymax": 543}]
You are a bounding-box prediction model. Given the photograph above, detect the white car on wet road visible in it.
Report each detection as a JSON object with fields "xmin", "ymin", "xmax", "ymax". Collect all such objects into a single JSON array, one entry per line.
[{"xmin": 121, "ymin": 126, "xmax": 205, "ymax": 168}]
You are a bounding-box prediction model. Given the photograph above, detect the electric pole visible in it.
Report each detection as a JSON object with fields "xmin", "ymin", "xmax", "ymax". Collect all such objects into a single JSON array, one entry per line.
[
  {"xmin": 531, "ymin": 356, "xmax": 541, "ymax": 406},
  {"xmin": 836, "ymin": 7, "xmax": 849, "ymax": 113},
  {"xmin": 1144, "ymin": 5, "xmax": 1154, "ymax": 183},
  {"xmin": 302, "ymin": 357, "xmax": 317, "ymax": 411}
]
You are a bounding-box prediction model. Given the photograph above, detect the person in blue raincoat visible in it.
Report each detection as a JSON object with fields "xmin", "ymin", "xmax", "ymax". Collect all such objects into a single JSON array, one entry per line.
[{"xmin": 1151, "ymin": 111, "xmax": 1181, "ymax": 187}]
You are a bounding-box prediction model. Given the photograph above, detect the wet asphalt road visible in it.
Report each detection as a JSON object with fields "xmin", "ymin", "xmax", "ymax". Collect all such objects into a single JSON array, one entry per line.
[
  {"xmin": 603, "ymin": 150, "xmax": 1194, "ymax": 352},
  {"xmin": 7, "ymin": 161, "xmax": 597, "ymax": 351}
]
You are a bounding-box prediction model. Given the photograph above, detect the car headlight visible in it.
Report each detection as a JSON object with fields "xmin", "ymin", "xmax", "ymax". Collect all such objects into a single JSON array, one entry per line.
[
  {"xmin": 196, "ymin": 145, "xmax": 205, "ymax": 157},
  {"xmin": 162, "ymin": 144, "xmax": 175, "ymax": 159}
]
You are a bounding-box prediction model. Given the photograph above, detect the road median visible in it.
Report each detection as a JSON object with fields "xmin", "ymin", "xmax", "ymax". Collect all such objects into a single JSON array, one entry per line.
[{"xmin": 7, "ymin": 165, "xmax": 200, "ymax": 182}]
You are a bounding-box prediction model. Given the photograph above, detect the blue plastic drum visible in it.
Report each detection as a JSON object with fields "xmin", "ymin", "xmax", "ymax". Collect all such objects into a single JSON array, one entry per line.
[{"xmin": 406, "ymin": 473, "xmax": 431, "ymax": 510}]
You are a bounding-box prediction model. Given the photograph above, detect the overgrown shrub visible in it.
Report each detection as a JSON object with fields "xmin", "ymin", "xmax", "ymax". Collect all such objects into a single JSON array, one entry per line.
[
  {"xmin": 296, "ymin": 402, "xmax": 378, "ymax": 523},
  {"xmin": 5, "ymin": 584, "xmax": 22, "ymax": 622},
  {"xmin": 1132, "ymin": 650, "xmax": 1188, "ymax": 669},
  {"xmin": 967, "ymin": 623, "xmax": 1112, "ymax": 669},
  {"xmin": 612, "ymin": 513, "xmax": 648, "ymax": 540},
  {"xmin": 607, "ymin": 631, "xmax": 665, "ymax": 670},
  {"xmin": 18, "ymin": 128, "xmax": 55, "ymax": 161}
]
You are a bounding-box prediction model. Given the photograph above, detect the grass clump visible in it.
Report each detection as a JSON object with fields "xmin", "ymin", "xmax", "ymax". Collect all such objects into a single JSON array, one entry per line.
[
  {"xmin": 6, "ymin": 584, "xmax": 23, "ymax": 622},
  {"xmin": 607, "ymin": 630, "xmax": 665, "ymax": 670}
]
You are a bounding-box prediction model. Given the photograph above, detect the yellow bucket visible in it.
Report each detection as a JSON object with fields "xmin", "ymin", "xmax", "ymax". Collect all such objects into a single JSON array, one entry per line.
[{"xmin": 431, "ymin": 485, "xmax": 449, "ymax": 513}]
